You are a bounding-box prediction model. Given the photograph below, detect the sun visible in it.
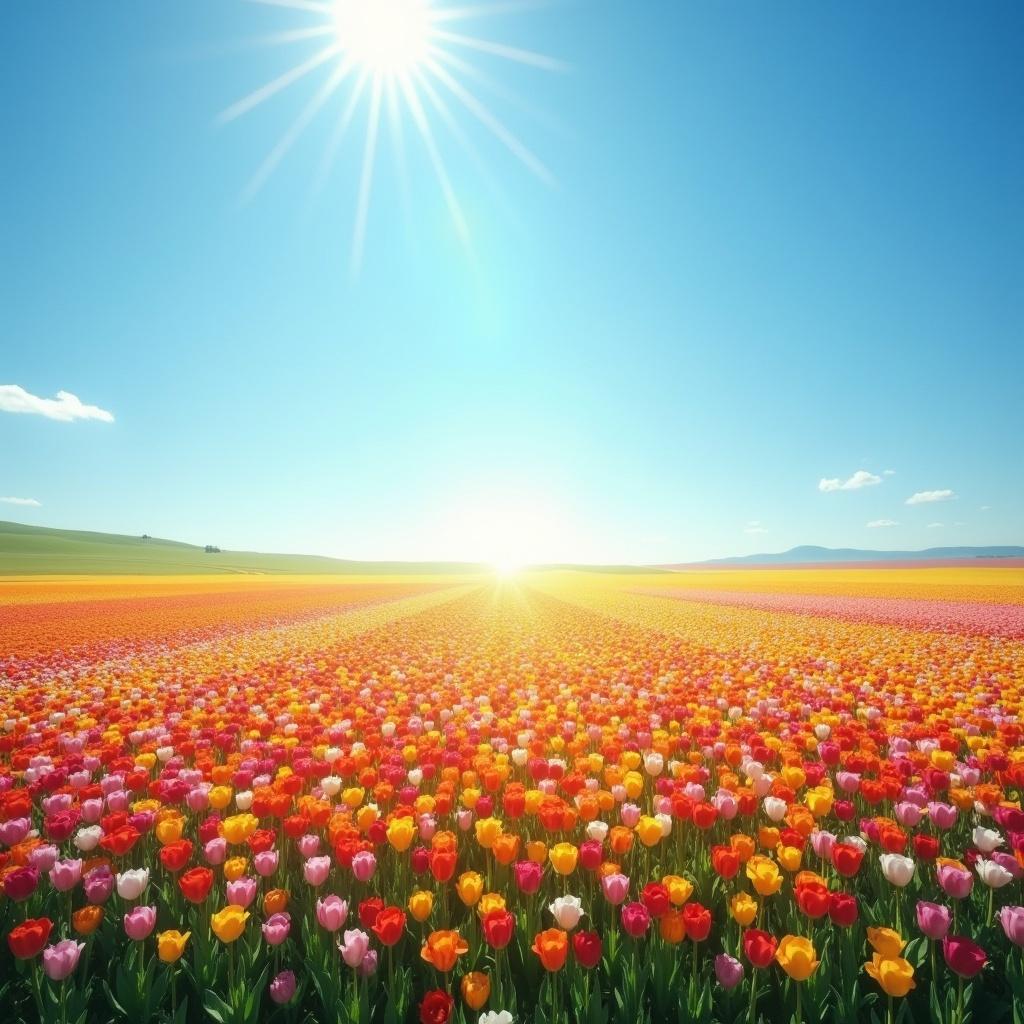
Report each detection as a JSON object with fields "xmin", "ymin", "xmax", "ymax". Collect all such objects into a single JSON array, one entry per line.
[
  {"xmin": 492, "ymin": 558, "xmax": 525, "ymax": 579},
  {"xmin": 331, "ymin": 0, "xmax": 430, "ymax": 75},
  {"xmin": 221, "ymin": 0, "xmax": 565, "ymax": 274}
]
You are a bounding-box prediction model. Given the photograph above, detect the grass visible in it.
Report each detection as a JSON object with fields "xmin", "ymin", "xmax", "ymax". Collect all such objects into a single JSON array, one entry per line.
[{"xmin": 0, "ymin": 521, "xmax": 487, "ymax": 576}]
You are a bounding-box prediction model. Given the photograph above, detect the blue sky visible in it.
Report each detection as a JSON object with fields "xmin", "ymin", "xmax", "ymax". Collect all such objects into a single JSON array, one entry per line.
[{"xmin": 2, "ymin": 1, "xmax": 1021, "ymax": 564}]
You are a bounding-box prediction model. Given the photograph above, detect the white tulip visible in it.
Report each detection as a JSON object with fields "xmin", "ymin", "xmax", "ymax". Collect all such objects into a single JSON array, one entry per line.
[
  {"xmin": 975, "ymin": 858, "xmax": 1014, "ymax": 889},
  {"xmin": 73, "ymin": 826, "xmax": 102, "ymax": 853},
  {"xmin": 116, "ymin": 868, "xmax": 150, "ymax": 900},
  {"xmin": 548, "ymin": 895, "xmax": 584, "ymax": 930},
  {"xmin": 879, "ymin": 853, "xmax": 916, "ymax": 887},
  {"xmin": 763, "ymin": 797, "xmax": 788, "ymax": 823},
  {"xmin": 972, "ymin": 826, "xmax": 1004, "ymax": 853}
]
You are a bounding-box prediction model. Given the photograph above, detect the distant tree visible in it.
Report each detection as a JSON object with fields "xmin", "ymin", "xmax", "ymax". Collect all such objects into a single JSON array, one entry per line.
[
  {"xmin": 141, "ymin": 534, "xmax": 151, "ymax": 540},
  {"xmin": 204, "ymin": 545, "xmax": 221, "ymax": 553}
]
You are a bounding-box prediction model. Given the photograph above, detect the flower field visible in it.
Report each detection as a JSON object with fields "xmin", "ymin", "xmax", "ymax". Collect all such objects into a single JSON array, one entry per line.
[{"xmin": 2, "ymin": 569, "xmax": 1024, "ymax": 1024}]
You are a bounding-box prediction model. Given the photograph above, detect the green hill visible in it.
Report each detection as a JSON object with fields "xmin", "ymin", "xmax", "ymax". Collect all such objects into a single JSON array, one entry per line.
[{"xmin": 0, "ymin": 521, "xmax": 487, "ymax": 576}]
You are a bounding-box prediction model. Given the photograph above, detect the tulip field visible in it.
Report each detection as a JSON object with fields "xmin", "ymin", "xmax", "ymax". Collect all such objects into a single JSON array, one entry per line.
[{"xmin": 2, "ymin": 567, "xmax": 1024, "ymax": 1024}]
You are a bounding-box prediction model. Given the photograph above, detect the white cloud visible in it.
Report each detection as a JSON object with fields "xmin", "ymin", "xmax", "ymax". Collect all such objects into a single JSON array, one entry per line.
[
  {"xmin": 819, "ymin": 470, "xmax": 882, "ymax": 492},
  {"xmin": 980, "ymin": 505, "xmax": 991, "ymax": 511},
  {"xmin": 866, "ymin": 519, "xmax": 898, "ymax": 528},
  {"xmin": 0, "ymin": 496, "xmax": 41, "ymax": 507},
  {"xmin": 744, "ymin": 521, "xmax": 767, "ymax": 534},
  {"xmin": 927, "ymin": 522, "xmax": 944, "ymax": 528},
  {"xmin": 905, "ymin": 489, "xmax": 956, "ymax": 505},
  {"xmin": 0, "ymin": 385, "xmax": 114, "ymax": 423},
  {"xmin": 882, "ymin": 469, "xmax": 896, "ymax": 476}
]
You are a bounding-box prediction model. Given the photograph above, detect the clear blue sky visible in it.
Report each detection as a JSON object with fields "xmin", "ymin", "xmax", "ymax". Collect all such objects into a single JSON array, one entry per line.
[{"xmin": 2, "ymin": 1, "xmax": 1021, "ymax": 564}]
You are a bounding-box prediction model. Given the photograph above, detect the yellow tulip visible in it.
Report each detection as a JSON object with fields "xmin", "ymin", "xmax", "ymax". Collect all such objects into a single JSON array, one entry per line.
[
  {"xmin": 461, "ymin": 971, "xmax": 490, "ymax": 1011},
  {"xmin": 549, "ymin": 842, "xmax": 578, "ymax": 875},
  {"xmin": 775, "ymin": 935, "xmax": 819, "ymax": 982},
  {"xmin": 456, "ymin": 872, "xmax": 484, "ymax": 907},
  {"xmin": 865, "ymin": 954, "xmax": 916, "ymax": 998},
  {"xmin": 634, "ymin": 816, "xmax": 663, "ymax": 848},
  {"xmin": 156, "ymin": 930, "xmax": 190, "ymax": 963},
  {"xmin": 408, "ymin": 890, "xmax": 434, "ymax": 923},
  {"xmin": 867, "ymin": 927, "xmax": 905, "ymax": 959},
  {"xmin": 211, "ymin": 906, "xmax": 249, "ymax": 944},
  {"xmin": 746, "ymin": 856, "xmax": 783, "ymax": 896},
  {"xmin": 662, "ymin": 875, "xmax": 694, "ymax": 906},
  {"xmin": 385, "ymin": 817, "xmax": 415, "ymax": 852},
  {"xmin": 730, "ymin": 892, "xmax": 758, "ymax": 926},
  {"xmin": 474, "ymin": 817, "xmax": 503, "ymax": 850}
]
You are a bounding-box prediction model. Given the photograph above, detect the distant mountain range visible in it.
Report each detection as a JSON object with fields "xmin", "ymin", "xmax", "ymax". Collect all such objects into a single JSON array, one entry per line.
[
  {"xmin": 2, "ymin": 521, "xmax": 1022, "ymax": 576},
  {"xmin": 676, "ymin": 545, "xmax": 1024, "ymax": 567}
]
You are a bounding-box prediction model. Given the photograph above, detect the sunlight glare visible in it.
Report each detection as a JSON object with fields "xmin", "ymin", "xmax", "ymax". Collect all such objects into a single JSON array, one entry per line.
[{"xmin": 332, "ymin": 0, "xmax": 431, "ymax": 74}]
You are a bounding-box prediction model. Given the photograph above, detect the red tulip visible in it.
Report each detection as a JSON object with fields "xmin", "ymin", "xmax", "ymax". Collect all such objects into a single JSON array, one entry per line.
[
  {"xmin": 419, "ymin": 989, "xmax": 454, "ymax": 1024},
  {"xmin": 371, "ymin": 907, "xmax": 406, "ymax": 946},
  {"xmin": 640, "ymin": 882, "xmax": 670, "ymax": 918},
  {"xmin": 573, "ymin": 930, "xmax": 602, "ymax": 969},
  {"xmin": 942, "ymin": 935, "xmax": 987, "ymax": 978},
  {"xmin": 621, "ymin": 901, "xmax": 651, "ymax": 938},
  {"xmin": 8, "ymin": 918, "xmax": 52, "ymax": 959},
  {"xmin": 682, "ymin": 902, "xmax": 711, "ymax": 942},
  {"xmin": 742, "ymin": 929, "xmax": 778, "ymax": 969},
  {"xmin": 482, "ymin": 909, "xmax": 515, "ymax": 949},
  {"xmin": 178, "ymin": 866, "xmax": 214, "ymax": 904}
]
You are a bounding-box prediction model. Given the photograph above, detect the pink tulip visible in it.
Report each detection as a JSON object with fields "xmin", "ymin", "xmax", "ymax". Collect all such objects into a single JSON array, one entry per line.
[
  {"xmin": 999, "ymin": 906, "xmax": 1024, "ymax": 947},
  {"xmin": 253, "ymin": 850, "xmax": 279, "ymax": 878},
  {"xmin": 269, "ymin": 970, "xmax": 296, "ymax": 1005},
  {"xmin": 351, "ymin": 851, "xmax": 376, "ymax": 883},
  {"xmin": 714, "ymin": 953, "xmax": 744, "ymax": 989},
  {"xmin": 297, "ymin": 834, "xmax": 321, "ymax": 859},
  {"xmin": 937, "ymin": 864, "xmax": 973, "ymax": 900},
  {"xmin": 124, "ymin": 905, "xmax": 157, "ymax": 941},
  {"xmin": 339, "ymin": 929, "xmax": 369, "ymax": 968},
  {"xmin": 83, "ymin": 867, "xmax": 114, "ymax": 905},
  {"xmin": 358, "ymin": 949, "xmax": 379, "ymax": 977},
  {"xmin": 0, "ymin": 818, "xmax": 31, "ymax": 847},
  {"xmin": 30, "ymin": 845, "xmax": 60, "ymax": 873},
  {"xmin": 928, "ymin": 802, "xmax": 957, "ymax": 830},
  {"xmin": 226, "ymin": 877, "xmax": 258, "ymax": 908},
  {"xmin": 601, "ymin": 873, "xmax": 630, "ymax": 906},
  {"xmin": 204, "ymin": 837, "xmax": 228, "ymax": 866},
  {"xmin": 42, "ymin": 940, "xmax": 85, "ymax": 981},
  {"xmin": 262, "ymin": 912, "xmax": 291, "ymax": 946},
  {"xmin": 916, "ymin": 901, "xmax": 951, "ymax": 940},
  {"xmin": 303, "ymin": 856, "xmax": 331, "ymax": 887},
  {"xmin": 316, "ymin": 895, "xmax": 349, "ymax": 932},
  {"xmin": 49, "ymin": 859, "xmax": 83, "ymax": 893}
]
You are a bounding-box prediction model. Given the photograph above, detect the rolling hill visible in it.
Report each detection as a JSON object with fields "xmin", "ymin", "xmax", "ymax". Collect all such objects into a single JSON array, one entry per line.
[
  {"xmin": 675, "ymin": 544, "xmax": 1024, "ymax": 567},
  {"xmin": 0, "ymin": 521, "xmax": 487, "ymax": 575}
]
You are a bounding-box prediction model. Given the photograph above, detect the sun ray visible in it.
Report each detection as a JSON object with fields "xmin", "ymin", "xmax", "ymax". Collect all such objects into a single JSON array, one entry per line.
[
  {"xmin": 385, "ymin": 76, "xmax": 414, "ymax": 231},
  {"xmin": 311, "ymin": 67, "xmax": 371, "ymax": 195},
  {"xmin": 221, "ymin": 0, "xmax": 560, "ymax": 268},
  {"xmin": 241, "ymin": 58, "xmax": 355, "ymax": 203},
  {"xmin": 243, "ymin": 0, "xmax": 333, "ymax": 14},
  {"xmin": 423, "ymin": 56, "xmax": 553, "ymax": 183},
  {"xmin": 429, "ymin": 43, "xmax": 566, "ymax": 135},
  {"xmin": 428, "ymin": 1, "xmax": 551, "ymax": 23},
  {"xmin": 350, "ymin": 74, "xmax": 384, "ymax": 275},
  {"xmin": 397, "ymin": 73, "xmax": 471, "ymax": 246},
  {"xmin": 219, "ymin": 43, "xmax": 340, "ymax": 124},
  {"xmin": 429, "ymin": 29, "xmax": 568, "ymax": 72}
]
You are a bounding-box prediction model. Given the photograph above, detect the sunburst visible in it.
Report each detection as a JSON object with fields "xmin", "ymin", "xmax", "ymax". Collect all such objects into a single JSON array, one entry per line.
[{"xmin": 222, "ymin": 0, "xmax": 565, "ymax": 273}]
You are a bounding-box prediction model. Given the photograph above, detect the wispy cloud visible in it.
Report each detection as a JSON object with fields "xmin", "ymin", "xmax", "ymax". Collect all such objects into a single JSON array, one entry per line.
[
  {"xmin": 980, "ymin": 505, "xmax": 991, "ymax": 511},
  {"xmin": 0, "ymin": 385, "xmax": 114, "ymax": 423},
  {"xmin": 819, "ymin": 469, "xmax": 881, "ymax": 492},
  {"xmin": 0, "ymin": 496, "xmax": 41, "ymax": 507},
  {"xmin": 744, "ymin": 521, "xmax": 768, "ymax": 535},
  {"xmin": 927, "ymin": 522, "xmax": 945, "ymax": 528},
  {"xmin": 866, "ymin": 519, "xmax": 898, "ymax": 528},
  {"xmin": 905, "ymin": 489, "xmax": 956, "ymax": 505},
  {"xmin": 882, "ymin": 469, "xmax": 896, "ymax": 476}
]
